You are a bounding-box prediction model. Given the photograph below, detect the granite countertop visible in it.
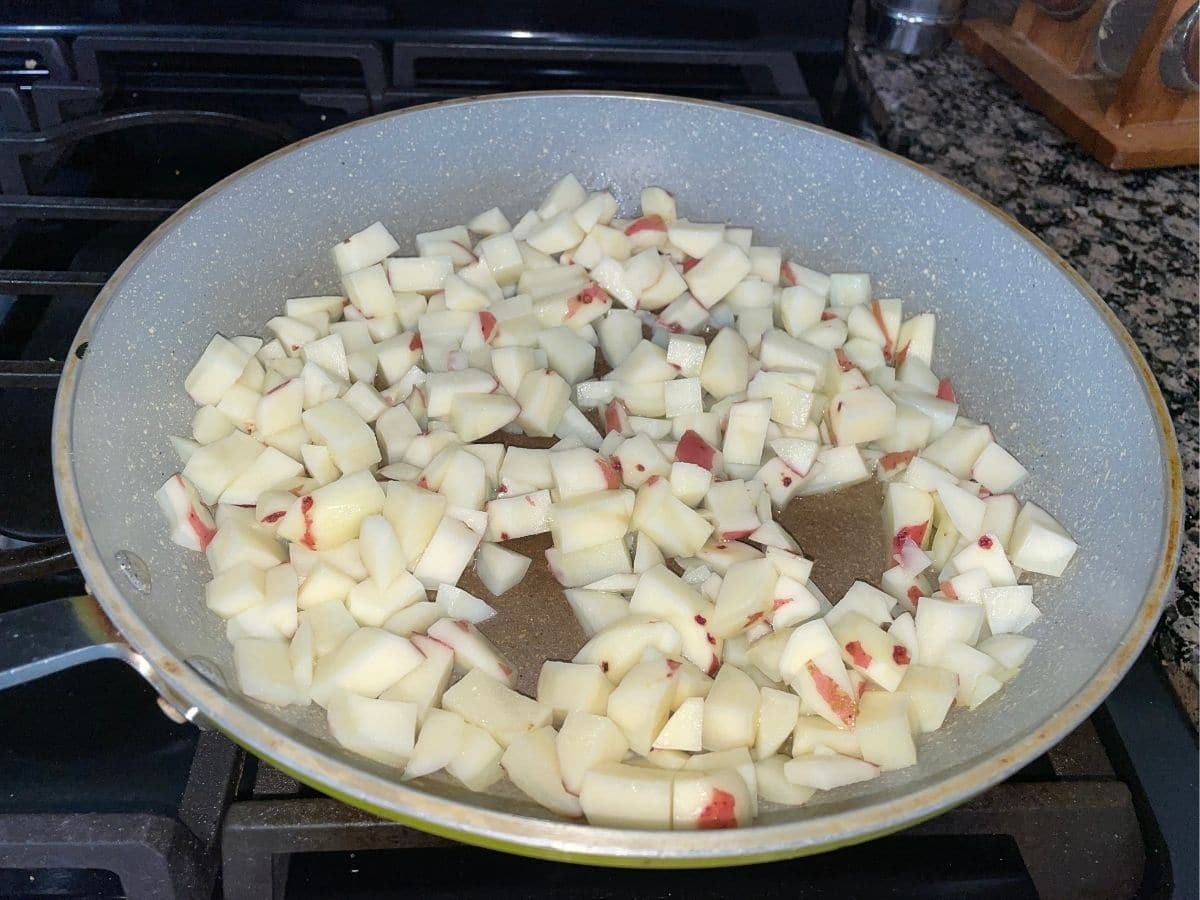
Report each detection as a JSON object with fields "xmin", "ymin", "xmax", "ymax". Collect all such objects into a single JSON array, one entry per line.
[{"xmin": 845, "ymin": 29, "xmax": 1198, "ymax": 723}]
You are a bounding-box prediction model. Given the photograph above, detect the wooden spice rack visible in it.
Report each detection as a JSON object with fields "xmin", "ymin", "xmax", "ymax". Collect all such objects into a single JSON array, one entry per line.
[{"xmin": 959, "ymin": 0, "xmax": 1199, "ymax": 169}]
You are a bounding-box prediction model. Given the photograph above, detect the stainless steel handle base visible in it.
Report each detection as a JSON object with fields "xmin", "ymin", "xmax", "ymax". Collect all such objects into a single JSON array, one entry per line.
[{"xmin": 0, "ymin": 594, "xmax": 200, "ymax": 724}]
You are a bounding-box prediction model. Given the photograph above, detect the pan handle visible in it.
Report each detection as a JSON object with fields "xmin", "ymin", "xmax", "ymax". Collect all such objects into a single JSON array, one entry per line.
[
  {"xmin": 0, "ymin": 594, "xmax": 145, "ymax": 689},
  {"xmin": 0, "ymin": 595, "xmax": 205, "ymax": 724}
]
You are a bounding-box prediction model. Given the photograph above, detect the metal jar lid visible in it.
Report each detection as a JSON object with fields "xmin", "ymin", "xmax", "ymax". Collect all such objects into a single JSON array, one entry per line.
[{"xmin": 867, "ymin": 0, "xmax": 966, "ymax": 56}]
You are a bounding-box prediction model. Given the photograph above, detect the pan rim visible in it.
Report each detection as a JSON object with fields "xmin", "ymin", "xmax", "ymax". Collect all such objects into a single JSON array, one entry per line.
[{"xmin": 51, "ymin": 89, "xmax": 1184, "ymax": 863}]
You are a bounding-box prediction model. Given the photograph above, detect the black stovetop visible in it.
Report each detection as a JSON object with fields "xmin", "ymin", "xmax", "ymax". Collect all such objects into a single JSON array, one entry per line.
[{"xmin": 0, "ymin": 6, "xmax": 1195, "ymax": 899}]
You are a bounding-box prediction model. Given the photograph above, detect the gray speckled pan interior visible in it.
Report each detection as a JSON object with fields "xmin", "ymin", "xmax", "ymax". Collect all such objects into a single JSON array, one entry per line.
[{"xmin": 56, "ymin": 93, "xmax": 1179, "ymax": 862}]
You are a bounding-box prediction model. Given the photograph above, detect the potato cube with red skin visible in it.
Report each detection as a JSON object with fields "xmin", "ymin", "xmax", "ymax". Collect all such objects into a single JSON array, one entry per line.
[
  {"xmin": 710, "ymin": 558, "xmax": 776, "ymax": 639},
  {"xmin": 779, "ymin": 620, "xmax": 858, "ymax": 729},
  {"xmin": 672, "ymin": 768, "xmax": 753, "ymax": 830},
  {"xmin": 156, "ymin": 474, "xmax": 218, "ymax": 552},
  {"xmin": 830, "ymin": 611, "xmax": 911, "ymax": 691},
  {"xmin": 630, "ymin": 477, "xmax": 714, "ymax": 559},
  {"xmin": 704, "ymin": 479, "xmax": 761, "ymax": 541}
]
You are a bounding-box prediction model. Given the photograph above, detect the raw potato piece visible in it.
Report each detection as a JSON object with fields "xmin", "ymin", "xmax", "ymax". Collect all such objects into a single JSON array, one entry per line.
[
  {"xmin": 447, "ymin": 723, "xmax": 505, "ymax": 792},
  {"xmin": 579, "ymin": 763, "xmax": 674, "ymax": 830},
  {"xmin": 702, "ymin": 664, "xmax": 760, "ymax": 751},
  {"xmin": 855, "ymin": 692, "xmax": 917, "ymax": 771},
  {"xmin": 654, "ymin": 696, "xmax": 705, "ymax": 751},
  {"xmin": 380, "ymin": 634, "xmax": 455, "ymax": 721},
  {"xmin": 756, "ymin": 756, "xmax": 816, "ymax": 807},
  {"xmin": 1008, "ymin": 502, "xmax": 1078, "ymax": 576},
  {"xmin": 785, "ymin": 753, "xmax": 880, "ymax": 790},
  {"xmin": 684, "ymin": 243, "xmax": 751, "ymax": 308},
  {"xmin": 537, "ymin": 661, "xmax": 612, "ymax": 722},
  {"xmin": 156, "ymin": 474, "xmax": 217, "ymax": 551},
  {"xmin": 186, "ymin": 335, "xmax": 251, "ymax": 406},
  {"xmin": 501, "ymin": 726, "xmax": 583, "ymax": 818},
  {"xmin": 475, "ymin": 543, "xmax": 532, "ymax": 596},
  {"xmin": 606, "ymin": 659, "xmax": 677, "ymax": 755},
  {"xmin": 310, "ymin": 628, "xmax": 425, "ymax": 707},
  {"xmin": 441, "ymin": 668, "xmax": 552, "ymax": 747},
  {"xmin": 412, "ymin": 516, "xmax": 482, "ymax": 589},
  {"xmin": 234, "ymin": 639, "xmax": 300, "ymax": 706},
  {"xmin": 557, "ymin": 712, "xmax": 630, "ymax": 795},
  {"xmin": 327, "ymin": 692, "xmax": 418, "ymax": 767},
  {"xmin": 404, "ymin": 708, "xmax": 466, "ymax": 780},
  {"xmin": 427, "ymin": 618, "xmax": 517, "ymax": 686}
]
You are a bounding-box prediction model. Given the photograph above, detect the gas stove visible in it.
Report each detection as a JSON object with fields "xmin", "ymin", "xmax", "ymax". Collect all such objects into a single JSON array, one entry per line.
[{"xmin": 0, "ymin": 4, "xmax": 1195, "ymax": 898}]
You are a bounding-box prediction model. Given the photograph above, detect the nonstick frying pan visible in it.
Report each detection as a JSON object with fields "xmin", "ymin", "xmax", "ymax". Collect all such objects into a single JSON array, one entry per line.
[{"xmin": 0, "ymin": 92, "xmax": 1182, "ymax": 865}]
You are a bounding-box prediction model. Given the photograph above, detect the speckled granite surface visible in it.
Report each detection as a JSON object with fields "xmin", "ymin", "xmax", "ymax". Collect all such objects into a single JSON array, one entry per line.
[{"xmin": 846, "ymin": 33, "xmax": 1198, "ymax": 724}]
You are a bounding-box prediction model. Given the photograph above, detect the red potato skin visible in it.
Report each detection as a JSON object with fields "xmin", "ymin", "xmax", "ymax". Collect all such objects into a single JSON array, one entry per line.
[
  {"xmin": 597, "ymin": 458, "xmax": 622, "ymax": 490},
  {"xmin": 894, "ymin": 341, "xmax": 910, "ymax": 368},
  {"xmin": 844, "ymin": 640, "xmax": 872, "ymax": 669},
  {"xmin": 806, "ymin": 660, "xmax": 857, "ymax": 727},
  {"xmin": 870, "ymin": 300, "xmax": 894, "ymax": 362},
  {"xmin": 879, "ymin": 450, "xmax": 916, "ymax": 472},
  {"xmin": 834, "ymin": 348, "xmax": 854, "ymax": 372},
  {"xmin": 907, "ymin": 586, "xmax": 922, "ymax": 605},
  {"xmin": 940, "ymin": 580, "xmax": 959, "ymax": 600},
  {"xmin": 188, "ymin": 508, "xmax": 216, "ymax": 550},
  {"xmin": 675, "ymin": 429, "xmax": 716, "ymax": 470},
  {"xmin": 603, "ymin": 399, "xmax": 630, "ymax": 436},
  {"xmin": 893, "ymin": 645, "xmax": 911, "ymax": 666},
  {"xmin": 624, "ymin": 214, "xmax": 666, "ymax": 236},
  {"xmin": 604, "ymin": 402, "xmax": 621, "ymax": 435},
  {"xmin": 697, "ymin": 788, "xmax": 739, "ymax": 830},
  {"xmin": 682, "ymin": 256, "xmax": 701, "ymax": 274},
  {"xmin": 721, "ymin": 529, "xmax": 755, "ymax": 541},
  {"xmin": 300, "ymin": 495, "xmax": 316, "ymax": 549},
  {"xmin": 566, "ymin": 283, "xmax": 608, "ymax": 319},
  {"xmin": 173, "ymin": 475, "xmax": 216, "ymax": 550},
  {"xmin": 936, "ymin": 377, "xmax": 956, "ymax": 402},
  {"xmin": 479, "ymin": 311, "xmax": 497, "ymax": 342},
  {"xmin": 891, "ymin": 522, "xmax": 929, "ymax": 561},
  {"xmin": 779, "ymin": 261, "xmax": 798, "ymax": 286}
]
